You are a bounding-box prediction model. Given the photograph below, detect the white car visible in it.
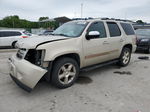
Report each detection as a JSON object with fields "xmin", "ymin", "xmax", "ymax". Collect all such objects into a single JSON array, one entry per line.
[{"xmin": 0, "ymin": 30, "xmax": 30, "ymax": 48}]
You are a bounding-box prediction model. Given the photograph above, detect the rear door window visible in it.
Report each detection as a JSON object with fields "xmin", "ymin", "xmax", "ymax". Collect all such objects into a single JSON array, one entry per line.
[
  {"xmin": 121, "ymin": 23, "xmax": 135, "ymax": 35},
  {"xmin": 107, "ymin": 22, "xmax": 121, "ymax": 37}
]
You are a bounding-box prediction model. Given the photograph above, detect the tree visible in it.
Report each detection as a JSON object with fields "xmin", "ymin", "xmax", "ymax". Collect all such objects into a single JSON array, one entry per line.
[
  {"xmin": 0, "ymin": 15, "xmax": 59, "ymax": 29},
  {"xmin": 136, "ymin": 20, "xmax": 144, "ymax": 24},
  {"xmin": 1, "ymin": 15, "xmax": 20, "ymax": 28},
  {"xmin": 39, "ymin": 17, "xmax": 49, "ymax": 21}
]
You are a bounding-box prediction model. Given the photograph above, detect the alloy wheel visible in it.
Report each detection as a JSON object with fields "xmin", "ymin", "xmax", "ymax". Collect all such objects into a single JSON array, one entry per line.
[
  {"xmin": 58, "ymin": 63, "xmax": 76, "ymax": 85},
  {"xmin": 122, "ymin": 51, "xmax": 130, "ymax": 64}
]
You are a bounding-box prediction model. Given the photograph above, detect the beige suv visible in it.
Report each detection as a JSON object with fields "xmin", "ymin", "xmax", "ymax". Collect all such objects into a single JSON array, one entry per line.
[{"xmin": 9, "ymin": 19, "xmax": 137, "ymax": 92}]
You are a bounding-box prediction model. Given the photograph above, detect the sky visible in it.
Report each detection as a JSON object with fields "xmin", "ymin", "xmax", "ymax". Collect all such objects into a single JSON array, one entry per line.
[{"xmin": 0, "ymin": 0, "xmax": 150, "ymax": 22}]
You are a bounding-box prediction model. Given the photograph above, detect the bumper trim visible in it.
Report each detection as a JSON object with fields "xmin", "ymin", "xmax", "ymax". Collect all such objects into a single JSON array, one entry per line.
[
  {"xmin": 136, "ymin": 45, "xmax": 149, "ymax": 51},
  {"xmin": 10, "ymin": 74, "xmax": 32, "ymax": 92}
]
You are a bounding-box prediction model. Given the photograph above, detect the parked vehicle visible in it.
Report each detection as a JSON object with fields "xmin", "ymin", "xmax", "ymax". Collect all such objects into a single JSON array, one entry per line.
[
  {"xmin": 38, "ymin": 30, "xmax": 53, "ymax": 36},
  {"xmin": 0, "ymin": 30, "xmax": 30, "ymax": 48},
  {"xmin": 135, "ymin": 29, "xmax": 150, "ymax": 53},
  {"xmin": 9, "ymin": 19, "xmax": 136, "ymax": 92}
]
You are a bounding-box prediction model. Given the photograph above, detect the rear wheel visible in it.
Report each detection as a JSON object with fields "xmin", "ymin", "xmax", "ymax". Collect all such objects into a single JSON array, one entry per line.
[
  {"xmin": 51, "ymin": 57, "xmax": 79, "ymax": 89},
  {"xmin": 118, "ymin": 47, "xmax": 131, "ymax": 67}
]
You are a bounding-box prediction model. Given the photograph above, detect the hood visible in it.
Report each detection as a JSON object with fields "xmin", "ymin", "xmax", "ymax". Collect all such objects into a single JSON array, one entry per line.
[
  {"xmin": 137, "ymin": 35, "xmax": 150, "ymax": 39},
  {"xmin": 16, "ymin": 36, "xmax": 69, "ymax": 49}
]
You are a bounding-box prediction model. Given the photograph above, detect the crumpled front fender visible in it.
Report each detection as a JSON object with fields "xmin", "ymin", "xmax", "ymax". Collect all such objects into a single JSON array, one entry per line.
[{"xmin": 9, "ymin": 55, "xmax": 47, "ymax": 91}]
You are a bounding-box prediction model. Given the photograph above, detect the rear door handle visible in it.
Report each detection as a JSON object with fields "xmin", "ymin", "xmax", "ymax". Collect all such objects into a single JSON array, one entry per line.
[{"xmin": 103, "ymin": 41, "xmax": 109, "ymax": 44}]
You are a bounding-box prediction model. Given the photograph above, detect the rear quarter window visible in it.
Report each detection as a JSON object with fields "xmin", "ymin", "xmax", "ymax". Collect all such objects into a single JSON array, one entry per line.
[
  {"xmin": 10, "ymin": 31, "xmax": 22, "ymax": 36},
  {"xmin": 121, "ymin": 23, "xmax": 135, "ymax": 35},
  {"xmin": 0, "ymin": 31, "xmax": 21, "ymax": 37},
  {"xmin": 0, "ymin": 32, "xmax": 3, "ymax": 37}
]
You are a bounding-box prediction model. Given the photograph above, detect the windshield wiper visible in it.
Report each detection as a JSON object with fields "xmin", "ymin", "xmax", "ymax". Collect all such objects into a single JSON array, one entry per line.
[{"xmin": 52, "ymin": 33, "xmax": 69, "ymax": 37}]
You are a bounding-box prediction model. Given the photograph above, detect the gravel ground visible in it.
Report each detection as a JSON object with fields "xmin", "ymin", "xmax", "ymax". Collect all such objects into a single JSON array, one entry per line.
[{"xmin": 0, "ymin": 50, "xmax": 150, "ymax": 112}]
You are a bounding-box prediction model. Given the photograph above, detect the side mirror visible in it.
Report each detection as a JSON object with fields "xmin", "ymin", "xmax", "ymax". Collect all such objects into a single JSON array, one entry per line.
[{"xmin": 86, "ymin": 31, "xmax": 100, "ymax": 40}]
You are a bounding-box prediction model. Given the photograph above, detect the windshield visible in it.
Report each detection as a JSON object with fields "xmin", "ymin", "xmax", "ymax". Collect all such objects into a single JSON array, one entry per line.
[
  {"xmin": 135, "ymin": 29, "xmax": 150, "ymax": 38},
  {"xmin": 52, "ymin": 21, "xmax": 88, "ymax": 37}
]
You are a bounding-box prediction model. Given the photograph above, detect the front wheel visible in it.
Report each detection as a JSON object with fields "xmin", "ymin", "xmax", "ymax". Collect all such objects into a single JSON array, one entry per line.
[
  {"xmin": 118, "ymin": 48, "xmax": 131, "ymax": 67},
  {"xmin": 51, "ymin": 57, "xmax": 79, "ymax": 89}
]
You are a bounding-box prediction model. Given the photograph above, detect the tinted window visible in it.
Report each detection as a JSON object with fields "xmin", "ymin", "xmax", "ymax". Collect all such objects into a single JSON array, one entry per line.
[
  {"xmin": 0, "ymin": 32, "xmax": 3, "ymax": 37},
  {"xmin": 121, "ymin": 23, "xmax": 135, "ymax": 35},
  {"xmin": 0, "ymin": 31, "xmax": 21, "ymax": 37},
  {"xmin": 87, "ymin": 22, "xmax": 106, "ymax": 38},
  {"xmin": 107, "ymin": 22, "xmax": 121, "ymax": 37},
  {"xmin": 0, "ymin": 32, "xmax": 10, "ymax": 37}
]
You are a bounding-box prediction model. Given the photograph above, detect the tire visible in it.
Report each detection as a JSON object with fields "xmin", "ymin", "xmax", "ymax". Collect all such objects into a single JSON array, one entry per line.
[
  {"xmin": 145, "ymin": 46, "xmax": 150, "ymax": 54},
  {"xmin": 51, "ymin": 57, "xmax": 79, "ymax": 89},
  {"xmin": 118, "ymin": 47, "xmax": 131, "ymax": 67}
]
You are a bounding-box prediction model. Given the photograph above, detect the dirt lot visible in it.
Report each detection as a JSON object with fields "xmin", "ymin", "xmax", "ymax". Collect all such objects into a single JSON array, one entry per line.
[{"xmin": 0, "ymin": 50, "xmax": 150, "ymax": 112}]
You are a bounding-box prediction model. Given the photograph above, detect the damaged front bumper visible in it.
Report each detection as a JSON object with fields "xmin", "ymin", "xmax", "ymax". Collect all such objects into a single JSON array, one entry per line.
[{"xmin": 9, "ymin": 55, "xmax": 47, "ymax": 92}]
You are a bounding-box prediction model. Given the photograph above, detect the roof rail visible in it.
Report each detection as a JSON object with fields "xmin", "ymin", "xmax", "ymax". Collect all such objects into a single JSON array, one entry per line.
[
  {"xmin": 72, "ymin": 17, "xmax": 94, "ymax": 20},
  {"xmin": 71, "ymin": 17, "xmax": 134, "ymax": 23},
  {"xmin": 100, "ymin": 18, "xmax": 133, "ymax": 22}
]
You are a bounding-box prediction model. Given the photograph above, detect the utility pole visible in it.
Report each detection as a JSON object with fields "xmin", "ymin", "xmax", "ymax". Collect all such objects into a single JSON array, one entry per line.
[
  {"xmin": 81, "ymin": 3, "xmax": 83, "ymax": 18},
  {"xmin": 125, "ymin": 12, "xmax": 127, "ymax": 20},
  {"xmin": 12, "ymin": 20, "xmax": 15, "ymax": 28},
  {"xmin": 74, "ymin": 12, "xmax": 77, "ymax": 18}
]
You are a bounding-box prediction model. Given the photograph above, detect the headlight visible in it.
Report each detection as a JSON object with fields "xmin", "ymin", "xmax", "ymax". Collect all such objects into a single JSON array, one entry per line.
[
  {"xmin": 24, "ymin": 49, "xmax": 45, "ymax": 66},
  {"xmin": 16, "ymin": 49, "xmax": 27, "ymax": 59},
  {"xmin": 141, "ymin": 39, "xmax": 149, "ymax": 42}
]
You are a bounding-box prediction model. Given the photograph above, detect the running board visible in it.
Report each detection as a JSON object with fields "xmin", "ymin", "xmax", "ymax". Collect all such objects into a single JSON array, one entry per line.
[{"xmin": 81, "ymin": 60, "xmax": 119, "ymax": 72}]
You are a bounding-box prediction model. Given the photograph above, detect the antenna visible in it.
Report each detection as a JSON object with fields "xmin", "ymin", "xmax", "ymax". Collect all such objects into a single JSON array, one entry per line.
[{"xmin": 81, "ymin": 3, "xmax": 83, "ymax": 18}]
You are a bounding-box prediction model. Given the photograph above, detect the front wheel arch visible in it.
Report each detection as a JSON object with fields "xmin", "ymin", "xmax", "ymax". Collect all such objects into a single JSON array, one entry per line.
[
  {"xmin": 53, "ymin": 53, "xmax": 80, "ymax": 67},
  {"xmin": 45, "ymin": 53, "xmax": 80, "ymax": 82}
]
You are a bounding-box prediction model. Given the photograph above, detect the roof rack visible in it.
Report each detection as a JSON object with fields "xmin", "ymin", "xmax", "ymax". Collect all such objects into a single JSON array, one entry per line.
[
  {"xmin": 100, "ymin": 18, "xmax": 133, "ymax": 22},
  {"xmin": 72, "ymin": 17, "xmax": 134, "ymax": 23},
  {"xmin": 72, "ymin": 17, "xmax": 94, "ymax": 20}
]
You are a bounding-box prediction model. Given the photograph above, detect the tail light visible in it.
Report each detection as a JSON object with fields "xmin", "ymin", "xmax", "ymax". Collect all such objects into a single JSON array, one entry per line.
[
  {"xmin": 21, "ymin": 36, "xmax": 28, "ymax": 38},
  {"xmin": 25, "ymin": 50, "xmax": 43, "ymax": 66},
  {"xmin": 135, "ymin": 35, "xmax": 138, "ymax": 44},
  {"xmin": 132, "ymin": 35, "xmax": 137, "ymax": 45}
]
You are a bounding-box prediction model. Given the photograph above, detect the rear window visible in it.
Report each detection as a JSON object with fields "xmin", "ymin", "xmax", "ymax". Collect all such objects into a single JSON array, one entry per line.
[
  {"xmin": 0, "ymin": 31, "xmax": 22, "ymax": 37},
  {"xmin": 121, "ymin": 23, "xmax": 135, "ymax": 35},
  {"xmin": 107, "ymin": 22, "xmax": 121, "ymax": 37}
]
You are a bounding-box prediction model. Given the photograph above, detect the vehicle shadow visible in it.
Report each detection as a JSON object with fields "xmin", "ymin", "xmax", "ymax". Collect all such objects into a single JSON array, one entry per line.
[{"xmin": 30, "ymin": 64, "xmax": 121, "ymax": 94}]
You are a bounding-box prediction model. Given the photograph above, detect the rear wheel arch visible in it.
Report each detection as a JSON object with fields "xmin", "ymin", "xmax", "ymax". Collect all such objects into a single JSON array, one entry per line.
[{"xmin": 122, "ymin": 44, "xmax": 132, "ymax": 52}]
